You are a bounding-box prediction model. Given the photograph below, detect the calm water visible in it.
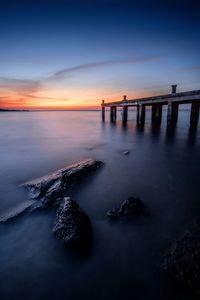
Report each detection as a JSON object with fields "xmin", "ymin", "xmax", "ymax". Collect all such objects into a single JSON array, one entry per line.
[{"xmin": 0, "ymin": 110, "xmax": 200, "ymax": 300}]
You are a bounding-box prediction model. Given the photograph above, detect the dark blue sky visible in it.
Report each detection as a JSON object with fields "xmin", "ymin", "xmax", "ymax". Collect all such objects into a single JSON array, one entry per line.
[{"xmin": 0, "ymin": 0, "xmax": 199, "ymax": 108}]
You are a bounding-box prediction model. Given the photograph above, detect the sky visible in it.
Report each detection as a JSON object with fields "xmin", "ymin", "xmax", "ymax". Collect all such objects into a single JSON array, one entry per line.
[{"xmin": 0, "ymin": 0, "xmax": 199, "ymax": 110}]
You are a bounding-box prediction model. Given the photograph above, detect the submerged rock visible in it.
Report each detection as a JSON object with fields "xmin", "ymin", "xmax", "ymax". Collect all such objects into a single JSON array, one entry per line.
[
  {"xmin": 163, "ymin": 222, "xmax": 200, "ymax": 293},
  {"xmin": 123, "ymin": 151, "xmax": 130, "ymax": 155},
  {"xmin": 22, "ymin": 159, "xmax": 102, "ymax": 207},
  {"xmin": 107, "ymin": 197, "xmax": 143, "ymax": 219},
  {"xmin": 53, "ymin": 197, "xmax": 92, "ymax": 246}
]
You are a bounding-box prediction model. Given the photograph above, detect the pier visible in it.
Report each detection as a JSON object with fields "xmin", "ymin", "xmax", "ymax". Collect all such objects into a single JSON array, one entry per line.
[{"xmin": 101, "ymin": 86, "xmax": 200, "ymax": 129}]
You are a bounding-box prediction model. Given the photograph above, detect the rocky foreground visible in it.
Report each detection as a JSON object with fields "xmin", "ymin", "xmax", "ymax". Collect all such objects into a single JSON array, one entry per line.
[
  {"xmin": 107, "ymin": 197, "xmax": 143, "ymax": 220},
  {"xmin": 53, "ymin": 197, "xmax": 92, "ymax": 246},
  {"xmin": 163, "ymin": 221, "xmax": 200, "ymax": 294},
  {"xmin": 23, "ymin": 159, "xmax": 102, "ymax": 205},
  {"xmin": 1, "ymin": 155, "xmax": 200, "ymax": 292},
  {"xmin": 0, "ymin": 159, "xmax": 102, "ymax": 222}
]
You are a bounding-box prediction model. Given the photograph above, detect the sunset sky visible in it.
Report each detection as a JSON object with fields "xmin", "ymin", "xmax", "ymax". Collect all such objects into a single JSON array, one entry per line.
[{"xmin": 0, "ymin": 0, "xmax": 199, "ymax": 110}]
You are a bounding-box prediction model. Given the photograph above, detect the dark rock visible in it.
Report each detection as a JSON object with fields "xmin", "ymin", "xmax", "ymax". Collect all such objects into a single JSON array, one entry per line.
[
  {"xmin": 163, "ymin": 221, "xmax": 200, "ymax": 293},
  {"xmin": 53, "ymin": 197, "xmax": 92, "ymax": 246},
  {"xmin": 107, "ymin": 197, "xmax": 143, "ymax": 219}
]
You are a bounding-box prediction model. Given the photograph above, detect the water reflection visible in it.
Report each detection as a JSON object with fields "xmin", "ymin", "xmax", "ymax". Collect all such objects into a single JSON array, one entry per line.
[
  {"xmin": 165, "ymin": 126, "xmax": 177, "ymax": 145},
  {"xmin": 104, "ymin": 117, "xmax": 199, "ymax": 148},
  {"xmin": 1, "ymin": 111, "xmax": 200, "ymax": 300},
  {"xmin": 187, "ymin": 127, "xmax": 199, "ymax": 147}
]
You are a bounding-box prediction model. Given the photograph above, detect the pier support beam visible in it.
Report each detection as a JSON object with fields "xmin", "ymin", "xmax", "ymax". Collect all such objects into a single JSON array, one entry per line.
[
  {"xmin": 152, "ymin": 104, "xmax": 162, "ymax": 126},
  {"xmin": 110, "ymin": 106, "xmax": 117, "ymax": 122},
  {"xmin": 137, "ymin": 104, "xmax": 145, "ymax": 126},
  {"xmin": 110, "ymin": 106, "xmax": 114, "ymax": 122},
  {"xmin": 101, "ymin": 100, "xmax": 105, "ymax": 121},
  {"xmin": 113, "ymin": 106, "xmax": 117, "ymax": 121},
  {"xmin": 122, "ymin": 106, "xmax": 128, "ymax": 124},
  {"xmin": 102, "ymin": 106, "xmax": 105, "ymax": 121},
  {"xmin": 190, "ymin": 102, "xmax": 200, "ymax": 129},
  {"xmin": 167, "ymin": 101, "xmax": 179, "ymax": 127}
]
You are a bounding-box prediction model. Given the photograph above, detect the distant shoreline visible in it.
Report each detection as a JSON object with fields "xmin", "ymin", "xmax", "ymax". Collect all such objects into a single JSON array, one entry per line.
[
  {"xmin": 0, "ymin": 109, "xmax": 29, "ymax": 112},
  {"xmin": 0, "ymin": 109, "xmax": 100, "ymax": 112}
]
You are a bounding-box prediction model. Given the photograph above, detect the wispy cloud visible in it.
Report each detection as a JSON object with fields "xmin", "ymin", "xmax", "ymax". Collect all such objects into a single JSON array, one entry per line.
[
  {"xmin": 0, "ymin": 54, "xmax": 160, "ymax": 108},
  {"xmin": 0, "ymin": 96, "xmax": 10, "ymax": 99},
  {"xmin": 0, "ymin": 97, "xmax": 33, "ymax": 107},
  {"xmin": 49, "ymin": 55, "xmax": 159, "ymax": 80},
  {"xmin": 0, "ymin": 55, "xmax": 159, "ymax": 91},
  {"xmin": 21, "ymin": 93, "xmax": 69, "ymax": 102},
  {"xmin": 179, "ymin": 66, "xmax": 200, "ymax": 72},
  {"xmin": 0, "ymin": 77, "xmax": 41, "ymax": 94}
]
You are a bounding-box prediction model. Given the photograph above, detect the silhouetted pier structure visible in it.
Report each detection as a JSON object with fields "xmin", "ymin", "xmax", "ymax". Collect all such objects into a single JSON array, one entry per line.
[{"xmin": 101, "ymin": 85, "xmax": 200, "ymax": 129}]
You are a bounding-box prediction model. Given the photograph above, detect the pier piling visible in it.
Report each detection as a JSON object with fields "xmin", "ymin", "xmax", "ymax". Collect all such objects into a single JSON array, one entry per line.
[
  {"xmin": 152, "ymin": 104, "xmax": 162, "ymax": 126},
  {"xmin": 101, "ymin": 100, "xmax": 105, "ymax": 121},
  {"xmin": 122, "ymin": 106, "xmax": 128, "ymax": 124},
  {"xmin": 113, "ymin": 106, "xmax": 117, "ymax": 121},
  {"xmin": 110, "ymin": 106, "xmax": 117, "ymax": 122},
  {"xmin": 190, "ymin": 102, "xmax": 200, "ymax": 129},
  {"xmin": 167, "ymin": 101, "xmax": 179, "ymax": 127},
  {"xmin": 110, "ymin": 106, "xmax": 114, "ymax": 122},
  {"xmin": 137, "ymin": 104, "xmax": 145, "ymax": 126}
]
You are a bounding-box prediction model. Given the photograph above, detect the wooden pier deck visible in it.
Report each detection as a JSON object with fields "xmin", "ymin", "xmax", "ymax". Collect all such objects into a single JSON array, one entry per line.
[{"xmin": 101, "ymin": 85, "xmax": 200, "ymax": 128}]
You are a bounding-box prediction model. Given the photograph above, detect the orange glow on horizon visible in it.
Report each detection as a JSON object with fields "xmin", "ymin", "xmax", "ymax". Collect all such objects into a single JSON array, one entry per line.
[{"xmin": 0, "ymin": 87, "xmax": 152, "ymax": 110}]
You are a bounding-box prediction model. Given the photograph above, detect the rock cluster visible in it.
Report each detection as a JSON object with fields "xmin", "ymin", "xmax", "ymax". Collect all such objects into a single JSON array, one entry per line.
[
  {"xmin": 53, "ymin": 197, "xmax": 92, "ymax": 246},
  {"xmin": 163, "ymin": 222, "xmax": 200, "ymax": 293},
  {"xmin": 107, "ymin": 197, "xmax": 143, "ymax": 219}
]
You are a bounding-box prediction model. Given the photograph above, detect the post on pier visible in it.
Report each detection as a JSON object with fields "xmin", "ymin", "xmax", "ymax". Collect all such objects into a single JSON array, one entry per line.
[
  {"xmin": 167, "ymin": 101, "xmax": 179, "ymax": 127},
  {"xmin": 190, "ymin": 102, "xmax": 200, "ymax": 129},
  {"xmin": 122, "ymin": 106, "xmax": 128, "ymax": 124},
  {"xmin": 171, "ymin": 84, "xmax": 177, "ymax": 94},
  {"xmin": 101, "ymin": 100, "xmax": 105, "ymax": 121},
  {"xmin": 137, "ymin": 104, "xmax": 145, "ymax": 126},
  {"xmin": 122, "ymin": 95, "xmax": 128, "ymax": 124},
  {"xmin": 152, "ymin": 104, "xmax": 162, "ymax": 126}
]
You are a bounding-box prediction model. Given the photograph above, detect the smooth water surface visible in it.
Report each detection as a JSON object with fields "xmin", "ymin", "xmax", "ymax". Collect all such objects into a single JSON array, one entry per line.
[{"xmin": 0, "ymin": 110, "xmax": 200, "ymax": 300}]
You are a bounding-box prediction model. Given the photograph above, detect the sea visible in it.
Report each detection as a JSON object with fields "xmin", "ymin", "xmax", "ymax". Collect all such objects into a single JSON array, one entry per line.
[{"xmin": 0, "ymin": 109, "xmax": 200, "ymax": 300}]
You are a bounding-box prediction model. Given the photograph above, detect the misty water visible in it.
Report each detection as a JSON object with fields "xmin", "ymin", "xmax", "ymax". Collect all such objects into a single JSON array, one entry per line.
[{"xmin": 0, "ymin": 110, "xmax": 200, "ymax": 300}]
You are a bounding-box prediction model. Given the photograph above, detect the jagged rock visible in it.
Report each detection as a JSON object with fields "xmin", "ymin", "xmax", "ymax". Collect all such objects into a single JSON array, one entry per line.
[
  {"xmin": 0, "ymin": 159, "xmax": 102, "ymax": 222},
  {"xmin": 0, "ymin": 200, "xmax": 35, "ymax": 223},
  {"xmin": 107, "ymin": 197, "xmax": 142, "ymax": 219},
  {"xmin": 22, "ymin": 159, "xmax": 102, "ymax": 206},
  {"xmin": 163, "ymin": 222, "xmax": 200, "ymax": 293},
  {"xmin": 53, "ymin": 197, "xmax": 92, "ymax": 246}
]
